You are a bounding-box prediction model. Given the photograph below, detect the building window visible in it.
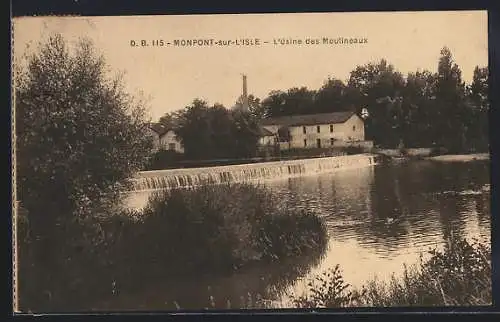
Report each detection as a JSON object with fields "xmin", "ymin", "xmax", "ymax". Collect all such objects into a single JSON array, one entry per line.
[
  {"xmin": 353, "ymin": 125, "xmax": 356, "ymax": 131},
  {"xmin": 303, "ymin": 126, "xmax": 306, "ymax": 134},
  {"xmin": 304, "ymin": 139, "xmax": 307, "ymax": 147},
  {"xmin": 317, "ymin": 125, "xmax": 320, "ymax": 133},
  {"xmin": 168, "ymin": 143, "xmax": 176, "ymax": 150},
  {"xmin": 330, "ymin": 124, "xmax": 333, "ymax": 133},
  {"xmin": 316, "ymin": 139, "xmax": 321, "ymax": 148},
  {"xmin": 330, "ymin": 138, "xmax": 334, "ymax": 146}
]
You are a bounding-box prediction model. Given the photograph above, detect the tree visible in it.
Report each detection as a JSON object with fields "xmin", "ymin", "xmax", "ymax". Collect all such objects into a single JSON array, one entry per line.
[
  {"xmin": 231, "ymin": 108, "xmax": 261, "ymax": 158},
  {"xmin": 174, "ymin": 100, "xmax": 260, "ymax": 160},
  {"xmin": 158, "ymin": 112, "xmax": 177, "ymax": 128},
  {"xmin": 261, "ymin": 90, "xmax": 288, "ymax": 117},
  {"xmin": 434, "ymin": 47, "xmax": 468, "ymax": 152},
  {"xmin": 233, "ymin": 94, "xmax": 265, "ymax": 119},
  {"xmin": 16, "ymin": 33, "xmax": 153, "ymax": 220},
  {"xmin": 465, "ymin": 66, "xmax": 489, "ymax": 151},
  {"xmin": 261, "ymin": 87, "xmax": 316, "ymax": 117},
  {"xmin": 469, "ymin": 66, "xmax": 489, "ymax": 111},
  {"xmin": 347, "ymin": 59, "xmax": 406, "ymax": 147},
  {"xmin": 15, "ymin": 34, "xmax": 153, "ymax": 309},
  {"xmin": 314, "ymin": 78, "xmax": 349, "ymax": 113},
  {"xmin": 174, "ymin": 99, "xmax": 214, "ymax": 160},
  {"xmin": 400, "ymin": 70, "xmax": 438, "ymax": 147}
]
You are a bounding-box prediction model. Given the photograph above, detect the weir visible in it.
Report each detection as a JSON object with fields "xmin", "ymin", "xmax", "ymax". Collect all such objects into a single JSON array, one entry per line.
[{"xmin": 131, "ymin": 154, "xmax": 380, "ymax": 192}]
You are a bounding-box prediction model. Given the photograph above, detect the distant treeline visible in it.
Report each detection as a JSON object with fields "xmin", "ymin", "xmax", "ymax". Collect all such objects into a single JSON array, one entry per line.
[{"xmin": 157, "ymin": 46, "xmax": 488, "ymax": 160}]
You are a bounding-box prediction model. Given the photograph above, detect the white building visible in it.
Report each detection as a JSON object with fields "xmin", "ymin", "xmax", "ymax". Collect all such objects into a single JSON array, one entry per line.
[
  {"xmin": 258, "ymin": 127, "xmax": 277, "ymax": 146},
  {"xmin": 148, "ymin": 123, "xmax": 184, "ymax": 153},
  {"xmin": 260, "ymin": 111, "xmax": 371, "ymax": 150}
]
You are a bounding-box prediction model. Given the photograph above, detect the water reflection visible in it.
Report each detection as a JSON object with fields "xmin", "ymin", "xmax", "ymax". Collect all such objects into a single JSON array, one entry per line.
[
  {"xmin": 94, "ymin": 248, "xmax": 326, "ymax": 311},
  {"xmin": 118, "ymin": 160, "xmax": 490, "ymax": 309},
  {"xmin": 268, "ymin": 160, "xmax": 490, "ymax": 300}
]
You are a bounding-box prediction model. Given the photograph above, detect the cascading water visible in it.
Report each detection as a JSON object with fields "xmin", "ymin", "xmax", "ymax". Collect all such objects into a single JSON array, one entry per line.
[{"xmin": 131, "ymin": 154, "xmax": 380, "ymax": 192}]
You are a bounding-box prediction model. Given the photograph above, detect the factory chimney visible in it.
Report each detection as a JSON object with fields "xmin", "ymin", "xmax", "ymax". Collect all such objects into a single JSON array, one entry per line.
[{"xmin": 242, "ymin": 74, "xmax": 249, "ymax": 112}]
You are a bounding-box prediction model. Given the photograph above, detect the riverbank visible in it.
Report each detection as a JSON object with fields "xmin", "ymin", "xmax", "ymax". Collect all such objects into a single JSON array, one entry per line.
[
  {"xmin": 171, "ymin": 235, "xmax": 491, "ymax": 309},
  {"xmin": 427, "ymin": 153, "xmax": 490, "ymax": 162},
  {"xmin": 17, "ymin": 182, "xmax": 329, "ymax": 312},
  {"xmin": 291, "ymin": 235, "xmax": 491, "ymax": 307}
]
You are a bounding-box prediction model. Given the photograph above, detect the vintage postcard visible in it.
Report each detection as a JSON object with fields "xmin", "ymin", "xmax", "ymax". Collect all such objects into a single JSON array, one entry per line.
[{"xmin": 11, "ymin": 11, "xmax": 490, "ymax": 313}]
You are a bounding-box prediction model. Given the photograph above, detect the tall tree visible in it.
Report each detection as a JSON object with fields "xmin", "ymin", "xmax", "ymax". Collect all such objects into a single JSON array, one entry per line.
[
  {"xmin": 465, "ymin": 66, "xmax": 489, "ymax": 151},
  {"xmin": 231, "ymin": 108, "xmax": 261, "ymax": 158},
  {"xmin": 16, "ymin": 34, "xmax": 153, "ymax": 221},
  {"xmin": 469, "ymin": 66, "xmax": 489, "ymax": 111},
  {"xmin": 15, "ymin": 34, "xmax": 153, "ymax": 309},
  {"xmin": 434, "ymin": 47, "xmax": 468, "ymax": 152},
  {"xmin": 174, "ymin": 99, "xmax": 213, "ymax": 160},
  {"xmin": 347, "ymin": 59, "xmax": 406, "ymax": 147},
  {"xmin": 401, "ymin": 70, "xmax": 438, "ymax": 147}
]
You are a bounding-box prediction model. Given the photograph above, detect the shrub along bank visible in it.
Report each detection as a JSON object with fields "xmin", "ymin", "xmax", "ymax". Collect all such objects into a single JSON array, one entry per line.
[
  {"xmin": 181, "ymin": 235, "xmax": 491, "ymax": 309},
  {"xmin": 290, "ymin": 235, "xmax": 491, "ymax": 308},
  {"xmin": 18, "ymin": 182, "xmax": 328, "ymax": 312}
]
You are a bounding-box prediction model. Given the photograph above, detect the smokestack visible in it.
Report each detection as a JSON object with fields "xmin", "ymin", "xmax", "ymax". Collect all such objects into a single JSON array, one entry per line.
[{"xmin": 242, "ymin": 74, "xmax": 249, "ymax": 112}]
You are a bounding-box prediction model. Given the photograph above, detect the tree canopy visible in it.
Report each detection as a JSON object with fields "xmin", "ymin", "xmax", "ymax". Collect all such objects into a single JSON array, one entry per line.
[
  {"xmin": 172, "ymin": 99, "xmax": 261, "ymax": 160},
  {"xmin": 15, "ymin": 34, "xmax": 154, "ymax": 221}
]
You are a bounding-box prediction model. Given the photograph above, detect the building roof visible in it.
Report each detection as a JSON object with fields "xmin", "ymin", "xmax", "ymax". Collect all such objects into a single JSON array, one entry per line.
[
  {"xmin": 150, "ymin": 123, "xmax": 172, "ymax": 136},
  {"xmin": 259, "ymin": 127, "xmax": 275, "ymax": 137},
  {"xmin": 260, "ymin": 111, "xmax": 357, "ymax": 127}
]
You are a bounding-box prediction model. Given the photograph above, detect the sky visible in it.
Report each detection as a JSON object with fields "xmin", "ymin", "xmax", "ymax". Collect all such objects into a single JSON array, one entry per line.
[{"xmin": 12, "ymin": 11, "xmax": 488, "ymax": 121}]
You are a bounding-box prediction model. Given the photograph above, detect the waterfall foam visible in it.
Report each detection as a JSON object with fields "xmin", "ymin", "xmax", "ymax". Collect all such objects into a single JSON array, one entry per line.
[{"xmin": 131, "ymin": 154, "xmax": 379, "ymax": 192}]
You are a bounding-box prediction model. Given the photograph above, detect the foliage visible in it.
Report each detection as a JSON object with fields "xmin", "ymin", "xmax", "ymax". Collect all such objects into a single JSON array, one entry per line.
[
  {"xmin": 261, "ymin": 87, "xmax": 317, "ymax": 117},
  {"xmin": 150, "ymin": 47, "xmax": 487, "ymax": 160},
  {"xmin": 126, "ymin": 183, "xmax": 328, "ymax": 271},
  {"xmin": 314, "ymin": 78, "xmax": 351, "ymax": 113},
  {"xmin": 15, "ymin": 34, "xmax": 153, "ymax": 220},
  {"xmin": 18, "ymin": 181, "xmax": 328, "ymax": 312},
  {"xmin": 172, "ymin": 99, "xmax": 261, "ymax": 160},
  {"xmin": 254, "ymin": 49, "xmax": 488, "ymax": 152},
  {"xmin": 256, "ymin": 211, "xmax": 328, "ymax": 262},
  {"xmin": 292, "ymin": 265, "xmax": 363, "ymax": 308},
  {"xmin": 144, "ymin": 148, "xmax": 185, "ymax": 170},
  {"xmin": 233, "ymin": 94, "xmax": 266, "ymax": 119},
  {"xmin": 291, "ymin": 235, "xmax": 491, "ymax": 308},
  {"xmin": 15, "ymin": 34, "xmax": 153, "ymax": 311}
]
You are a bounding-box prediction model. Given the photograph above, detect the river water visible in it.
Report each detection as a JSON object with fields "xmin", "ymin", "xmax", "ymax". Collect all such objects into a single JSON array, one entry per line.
[{"xmin": 106, "ymin": 159, "xmax": 490, "ymax": 310}]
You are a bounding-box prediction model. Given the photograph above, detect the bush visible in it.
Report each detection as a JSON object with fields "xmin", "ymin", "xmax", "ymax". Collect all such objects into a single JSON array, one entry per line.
[
  {"xmin": 256, "ymin": 211, "xmax": 328, "ymax": 262},
  {"xmin": 290, "ymin": 235, "xmax": 491, "ymax": 308},
  {"xmin": 123, "ymin": 183, "xmax": 328, "ymax": 274},
  {"xmin": 144, "ymin": 149, "xmax": 185, "ymax": 170},
  {"xmin": 18, "ymin": 182, "xmax": 328, "ymax": 312},
  {"xmin": 291, "ymin": 265, "xmax": 363, "ymax": 308}
]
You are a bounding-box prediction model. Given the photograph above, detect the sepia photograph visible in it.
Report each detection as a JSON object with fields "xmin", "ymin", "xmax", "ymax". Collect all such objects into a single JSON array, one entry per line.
[{"xmin": 11, "ymin": 10, "xmax": 490, "ymax": 313}]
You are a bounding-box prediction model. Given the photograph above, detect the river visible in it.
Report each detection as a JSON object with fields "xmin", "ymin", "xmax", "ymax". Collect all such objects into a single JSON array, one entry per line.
[{"xmin": 104, "ymin": 159, "xmax": 490, "ymax": 310}]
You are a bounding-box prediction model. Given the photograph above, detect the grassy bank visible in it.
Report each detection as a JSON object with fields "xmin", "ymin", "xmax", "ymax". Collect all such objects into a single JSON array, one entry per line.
[
  {"xmin": 17, "ymin": 182, "xmax": 328, "ymax": 312},
  {"xmin": 290, "ymin": 235, "xmax": 491, "ymax": 308}
]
